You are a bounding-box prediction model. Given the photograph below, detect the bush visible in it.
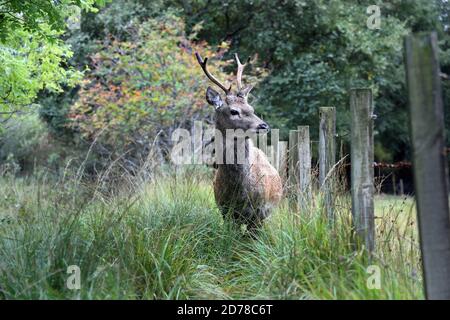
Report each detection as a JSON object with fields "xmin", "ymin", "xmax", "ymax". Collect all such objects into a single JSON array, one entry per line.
[
  {"xmin": 0, "ymin": 113, "xmax": 49, "ymax": 173},
  {"xmin": 69, "ymin": 12, "xmax": 231, "ymax": 170},
  {"xmin": 0, "ymin": 113, "xmax": 80, "ymax": 175}
]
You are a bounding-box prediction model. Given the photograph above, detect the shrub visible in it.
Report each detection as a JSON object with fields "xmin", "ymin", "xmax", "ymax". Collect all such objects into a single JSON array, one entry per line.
[
  {"xmin": 69, "ymin": 12, "xmax": 231, "ymax": 170},
  {"xmin": 0, "ymin": 113, "xmax": 49, "ymax": 173},
  {"xmin": 0, "ymin": 113, "xmax": 81, "ymax": 175}
]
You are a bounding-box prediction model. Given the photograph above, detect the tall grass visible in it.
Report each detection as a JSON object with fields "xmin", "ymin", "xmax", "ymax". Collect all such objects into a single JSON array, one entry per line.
[{"xmin": 0, "ymin": 167, "xmax": 423, "ymax": 299}]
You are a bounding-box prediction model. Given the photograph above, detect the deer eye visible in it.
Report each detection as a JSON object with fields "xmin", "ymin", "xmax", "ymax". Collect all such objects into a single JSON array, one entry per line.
[{"xmin": 230, "ymin": 109, "xmax": 240, "ymax": 116}]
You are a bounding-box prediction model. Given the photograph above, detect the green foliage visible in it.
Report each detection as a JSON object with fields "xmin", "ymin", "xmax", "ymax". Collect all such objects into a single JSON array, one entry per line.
[
  {"xmin": 38, "ymin": 88, "xmax": 79, "ymax": 138},
  {"xmin": 0, "ymin": 26, "xmax": 82, "ymax": 110},
  {"xmin": 0, "ymin": 114, "xmax": 48, "ymax": 173},
  {"xmin": 0, "ymin": 113, "xmax": 82, "ymax": 174},
  {"xmin": 0, "ymin": 0, "xmax": 104, "ymax": 40},
  {"xmin": 170, "ymin": 0, "xmax": 449, "ymax": 159},
  {"xmin": 37, "ymin": 0, "xmax": 168, "ymax": 137},
  {"xmin": 36, "ymin": 0, "xmax": 450, "ymax": 162},
  {"xmin": 69, "ymin": 12, "xmax": 231, "ymax": 162},
  {"xmin": 78, "ymin": 0, "xmax": 166, "ymax": 42},
  {"xmin": 0, "ymin": 0, "xmax": 104, "ymax": 113},
  {"xmin": 3, "ymin": 0, "xmax": 449, "ymax": 172}
]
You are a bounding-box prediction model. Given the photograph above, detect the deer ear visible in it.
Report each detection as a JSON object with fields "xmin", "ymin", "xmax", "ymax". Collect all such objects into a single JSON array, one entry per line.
[{"xmin": 206, "ymin": 86, "xmax": 223, "ymax": 109}]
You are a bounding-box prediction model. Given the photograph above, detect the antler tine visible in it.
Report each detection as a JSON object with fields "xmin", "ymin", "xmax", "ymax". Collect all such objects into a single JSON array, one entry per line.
[
  {"xmin": 195, "ymin": 52, "xmax": 231, "ymax": 94},
  {"xmin": 234, "ymin": 53, "xmax": 246, "ymax": 91}
]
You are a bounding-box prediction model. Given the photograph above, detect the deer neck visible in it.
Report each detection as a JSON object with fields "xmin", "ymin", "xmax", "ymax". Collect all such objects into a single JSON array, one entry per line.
[{"xmin": 215, "ymin": 129, "xmax": 253, "ymax": 172}]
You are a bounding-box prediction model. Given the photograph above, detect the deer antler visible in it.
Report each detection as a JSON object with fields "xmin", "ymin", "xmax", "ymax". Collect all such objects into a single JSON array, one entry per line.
[
  {"xmin": 234, "ymin": 53, "xmax": 246, "ymax": 91},
  {"xmin": 234, "ymin": 53, "xmax": 253, "ymax": 97},
  {"xmin": 195, "ymin": 52, "xmax": 231, "ymax": 94}
]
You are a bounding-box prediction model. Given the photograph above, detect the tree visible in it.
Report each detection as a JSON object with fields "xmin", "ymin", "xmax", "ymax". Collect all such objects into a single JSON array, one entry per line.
[
  {"xmin": 0, "ymin": 0, "xmax": 105, "ymax": 116},
  {"xmin": 38, "ymin": 0, "xmax": 167, "ymax": 137},
  {"xmin": 36, "ymin": 0, "xmax": 450, "ymax": 163},
  {"xmin": 168, "ymin": 0, "xmax": 449, "ymax": 161},
  {"xmin": 68, "ymin": 12, "xmax": 231, "ymax": 168},
  {"xmin": 0, "ymin": 0, "xmax": 105, "ymax": 39}
]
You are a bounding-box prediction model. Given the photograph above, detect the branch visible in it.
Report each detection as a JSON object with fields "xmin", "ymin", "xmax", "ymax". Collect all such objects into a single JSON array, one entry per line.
[
  {"xmin": 0, "ymin": 0, "xmax": 12, "ymax": 7},
  {"xmin": 1, "ymin": 85, "xmax": 12, "ymax": 100},
  {"xmin": 0, "ymin": 109, "xmax": 24, "ymax": 123}
]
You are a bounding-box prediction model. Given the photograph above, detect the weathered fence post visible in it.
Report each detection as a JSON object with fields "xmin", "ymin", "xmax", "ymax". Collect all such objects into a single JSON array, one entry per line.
[
  {"xmin": 319, "ymin": 107, "xmax": 336, "ymax": 223},
  {"xmin": 297, "ymin": 126, "xmax": 311, "ymax": 209},
  {"xmin": 278, "ymin": 141, "xmax": 288, "ymax": 183},
  {"xmin": 404, "ymin": 32, "xmax": 450, "ymax": 300},
  {"xmin": 289, "ymin": 130, "xmax": 299, "ymax": 190},
  {"xmin": 258, "ymin": 132, "xmax": 268, "ymax": 156},
  {"xmin": 350, "ymin": 88, "xmax": 375, "ymax": 253},
  {"xmin": 271, "ymin": 129, "xmax": 280, "ymax": 168},
  {"xmin": 267, "ymin": 145, "xmax": 274, "ymax": 166},
  {"xmin": 392, "ymin": 173, "xmax": 397, "ymax": 195},
  {"xmin": 250, "ymin": 133, "xmax": 258, "ymax": 150}
]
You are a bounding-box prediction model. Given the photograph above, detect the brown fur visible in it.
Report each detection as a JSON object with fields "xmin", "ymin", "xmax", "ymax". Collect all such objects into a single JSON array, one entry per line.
[{"xmin": 213, "ymin": 136, "xmax": 283, "ymax": 227}]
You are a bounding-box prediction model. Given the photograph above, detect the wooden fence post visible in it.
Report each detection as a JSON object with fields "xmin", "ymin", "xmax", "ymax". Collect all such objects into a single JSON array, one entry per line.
[
  {"xmin": 399, "ymin": 179, "xmax": 404, "ymax": 196},
  {"xmin": 392, "ymin": 173, "xmax": 397, "ymax": 195},
  {"xmin": 278, "ymin": 141, "xmax": 288, "ymax": 183},
  {"xmin": 297, "ymin": 126, "xmax": 311, "ymax": 209},
  {"xmin": 319, "ymin": 107, "xmax": 336, "ymax": 223},
  {"xmin": 289, "ymin": 130, "xmax": 299, "ymax": 190},
  {"xmin": 405, "ymin": 32, "xmax": 450, "ymax": 300},
  {"xmin": 266, "ymin": 145, "xmax": 274, "ymax": 166},
  {"xmin": 350, "ymin": 88, "xmax": 375, "ymax": 253},
  {"xmin": 259, "ymin": 132, "xmax": 268, "ymax": 156},
  {"xmin": 271, "ymin": 129, "xmax": 280, "ymax": 168}
]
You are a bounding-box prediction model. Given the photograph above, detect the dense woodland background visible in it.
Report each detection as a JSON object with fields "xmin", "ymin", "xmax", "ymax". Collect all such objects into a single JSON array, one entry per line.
[{"xmin": 1, "ymin": 0, "xmax": 449, "ymax": 177}]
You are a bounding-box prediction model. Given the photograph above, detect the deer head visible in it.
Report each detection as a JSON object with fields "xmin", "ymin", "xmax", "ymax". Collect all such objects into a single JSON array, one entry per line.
[{"xmin": 196, "ymin": 52, "xmax": 269, "ymax": 134}]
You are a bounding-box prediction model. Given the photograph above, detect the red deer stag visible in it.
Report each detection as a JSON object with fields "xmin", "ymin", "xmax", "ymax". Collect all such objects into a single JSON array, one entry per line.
[{"xmin": 195, "ymin": 52, "xmax": 283, "ymax": 233}]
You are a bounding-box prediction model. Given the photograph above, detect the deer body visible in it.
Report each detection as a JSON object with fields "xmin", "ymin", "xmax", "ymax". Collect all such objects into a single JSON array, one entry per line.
[
  {"xmin": 196, "ymin": 52, "xmax": 283, "ymax": 231},
  {"xmin": 214, "ymin": 137, "xmax": 282, "ymax": 228}
]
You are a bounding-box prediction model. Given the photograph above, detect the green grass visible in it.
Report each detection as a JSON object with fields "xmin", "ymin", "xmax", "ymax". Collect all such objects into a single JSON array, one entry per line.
[{"xmin": 0, "ymin": 169, "xmax": 423, "ymax": 299}]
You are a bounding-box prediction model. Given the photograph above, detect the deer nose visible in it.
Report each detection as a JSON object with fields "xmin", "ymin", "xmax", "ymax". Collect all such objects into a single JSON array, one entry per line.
[{"xmin": 257, "ymin": 122, "xmax": 270, "ymax": 132}]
